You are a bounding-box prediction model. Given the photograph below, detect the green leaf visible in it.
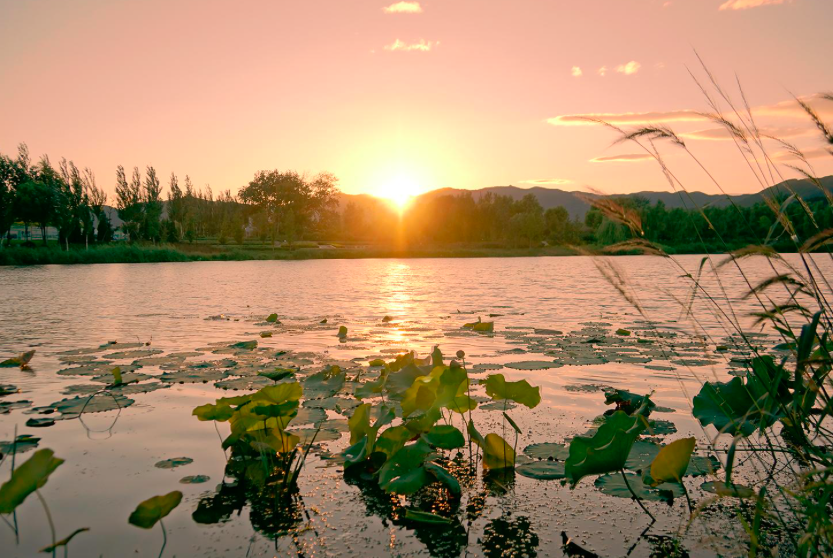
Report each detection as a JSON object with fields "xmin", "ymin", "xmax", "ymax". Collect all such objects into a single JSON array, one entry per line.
[
  {"xmin": 516, "ymin": 461, "xmax": 566, "ymax": 480},
  {"xmin": 192, "ymin": 402, "xmax": 234, "ymax": 422},
  {"xmin": 422, "ymin": 425, "xmax": 465, "ymax": 449},
  {"xmin": 374, "ymin": 425, "xmax": 412, "ymax": 459},
  {"xmin": 265, "ymin": 313, "xmax": 279, "ymax": 323},
  {"xmin": 128, "ymin": 491, "xmax": 183, "ymax": 529},
  {"xmin": 424, "ymin": 462, "xmax": 461, "ymax": 495},
  {"xmin": 403, "ymin": 509, "xmax": 453, "ymax": 525},
  {"xmin": 154, "ymin": 457, "xmax": 193, "ymax": 469},
  {"xmin": 378, "ymin": 440, "xmax": 433, "ymax": 494},
  {"xmin": 484, "ymin": 374, "xmax": 541, "ymax": 409},
  {"xmin": 649, "ymin": 437, "xmax": 695, "ymax": 485},
  {"xmin": 111, "ymin": 366, "xmax": 123, "ymax": 385},
  {"xmin": 258, "ymin": 369, "xmax": 295, "ymax": 383},
  {"xmin": 700, "ymin": 481, "xmax": 755, "ymax": 498},
  {"xmin": 431, "ymin": 346, "xmax": 443, "ymax": 367},
  {"xmin": 473, "ymin": 433, "xmax": 516, "ymax": 470},
  {"xmin": 565, "ymin": 409, "xmax": 648, "ymax": 486},
  {"xmin": 304, "ymin": 366, "xmax": 346, "ymax": 398},
  {"xmin": 337, "ymin": 326, "xmax": 348, "ymax": 338},
  {"xmin": 595, "ymin": 472, "xmax": 683, "ymax": 503},
  {"xmin": 0, "ymin": 449, "xmax": 64, "ymax": 514},
  {"xmin": 231, "ymin": 340, "xmax": 257, "ymax": 350},
  {"xmin": 39, "ymin": 527, "xmax": 89, "ymax": 553},
  {"xmin": 604, "ymin": 389, "xmax": 656, "ymax": 415},
  {"xmin": 503, "ymin": 412, "xmax": 522, "ymax": 435},
  {"xmin": 523, "ymin": 442, "xmax": 569, "ymax": 461},
  {"xmin": 692, "ymin": 376, "xmax": 779, "ymax": 437}
]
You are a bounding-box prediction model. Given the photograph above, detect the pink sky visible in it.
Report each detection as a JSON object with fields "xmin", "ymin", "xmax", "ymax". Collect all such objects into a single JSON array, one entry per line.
[{"xmin": 1, "ymin": 0, "xmax": 832, "ymax": 202}]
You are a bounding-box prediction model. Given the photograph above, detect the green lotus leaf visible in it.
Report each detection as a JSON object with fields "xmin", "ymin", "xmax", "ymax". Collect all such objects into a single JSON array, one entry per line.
[
  {"xmin": 286, "ymin": 428, "xmax": 341, "ymax": 445},
  {"xmin": 192, "ymin": 401, "xmax": 235, "ymax": 422},
  {"xmin": 403, "ymin": 509, "xmax": 453, "ymax": 525},
  {"xmin": 504, "ymin": 361, "xmax": 559, "ymax": 370},
  {"xmin": 424, "ymin": 462, "xmax": 461, "ymax": 495},
  {"xmin": 0, "ymin": 435, "xmax": 40, "ymax": 455},
  {"xmin": 422, "ymin": 425, "xmax": 465, "ymax": 449},
  {"xmin": 523, "ymin": 443, "xmax": 569, "ymax": 461},
  {"xmin": 258, "ymin": 369, "xmax": 295, "ymax": 382},
  {"xmin": 378, "ymin": 439, "xmax": 433, "ymax": 494},
  {"xmin": 128, "ymin": 491, "xmax": 183, "ymax": 529},
  {"xmin": 374, "ymin": 425, "xmax": 412, "ymax": 459},
  {"xmin": 304, "ymin": 366, "xmax": 346, "ymax": 399},
  {"xmin": 160, "ymin": 369, "xmax": 228, "ymax": 384},
  {"xmin": 0, "ymin": 449, "xmax": 64, "ymax": 514},
  {"xmin": 692, "ymin": 376, "xmax": 779, "ymax": 437},
  {"xmin": 0, "ymin": 400, "xmax": 32, "ymax": 414},
  {"xmin": 0, "ymin": 384, "xmax": 19, "ymax": 396},
  {"xmin": 484, "ymin": 374, "xmax": 541, "ymax": 409},
  {"xmin": 700, "ymin": 481, "xmax": 755, "ymax": 498},
  {"xmin": 179, "ymin": 475, "xmax": 210, "ymax": 484},
  {"xmin": 39, "ymin": 527, "xmax": 90, "ymax": 553},
  {"xmin": 265, "ymin": 313, "xmax": 279, "ymax": 323},
  {"xmin": 46, "ymin": 394, "xmax": 133, "ymax": 418},
  {"xmin": 337, "ymin": 326, "xmax": 348, "ymax": 338},
  {"xmin": 649, "ymin": 437, "xmax": 695, "ymax": 486},
  {"xmin": 565, "ymin": 408, "xmax": 649, "ymax": 486},
  {"xmin": 231, "ymin": 340, "xmax": 258, "ymax": 351},
  {"xmin": 595, "ymin": 472, "xmax": 683, "ymax": 503},
  {"xmin": 154, "ymin": 457, "xmax": 193, "ymax": 469},
  {"xmin": 516, "ymin": 460, "xmax": 566, "ymax": 480},
  {"xmin": 25, "ymin": 418, "xmax": 55, "ymax": 428}
]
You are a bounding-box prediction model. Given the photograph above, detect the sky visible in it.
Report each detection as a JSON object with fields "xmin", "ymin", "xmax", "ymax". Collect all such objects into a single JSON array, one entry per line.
[{"xmin": 1, "ymin": 0, "xmax": 832, "ymax": 203}]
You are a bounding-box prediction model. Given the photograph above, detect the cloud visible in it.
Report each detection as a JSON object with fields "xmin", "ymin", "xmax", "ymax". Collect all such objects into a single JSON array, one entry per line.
[
  {"xmin": 547, "ymin": 110, "xmax": 706, "ymax": 127},
  {"xmin": 597, "ymin": 66, "xmax": 608, "ymax": 77},
  {"xmin": 383, "ymin": 1, "xmax": 423, "ymax": 14},
  {"xmin": 616, "ymin": 61, "xmax": 641, "ymax": 75},
  {"xmin": 384, "ymin": 39, "xmax": 436, "ymax": 52},
  {"xmin": 681, "ymin": 126, "xmax": 816, "ymax": 141},
  {"xmin": 719, "ymin": 0, "xmax": 793, "ymax": 10},
  {"xmin": 571, "ymin": 66, "xmax": 583, "ymax": 77},
  {"xmin": 518, "ymin": 178, "xmax": 574, "ymax": 185},
  {"xmin": 773, "ymin": 147, "xmax": 832, "ymax": 161},
  {"xmin": 591, "ymin": 154, "xmax": 654, "ymax": 163}
]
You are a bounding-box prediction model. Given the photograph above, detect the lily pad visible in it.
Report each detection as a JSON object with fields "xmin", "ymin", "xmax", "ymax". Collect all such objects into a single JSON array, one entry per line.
[
  {"xmin": 25, "ymin": 418, "xmax": 55, "ymax": 428},
  {"xmin": 0, "ymin": 384, "xmax": 19, "ymax": 396},
  {"xmin": 179, "ymin": 475, "xmax": 210, "ymax": 484},
  {"xmin": 286, "ymin": 428, "xmax": 342, "ymax": 444},
  {"xmin": 46, "ymin": 394, "xmax": 134, "ymax": 417},
  {"xmin": 504, "ymin": 361, "xmax": 560, "ymax": 371},
  {"xmin": 154, "ymin": 457, "xmax": 193, "ymax": 469},
  {"xmin": 516, "ymin": 461, "xmax": 566, "ymax": 480},
  {"xmin": 160, "ymin": 369, "xmax": 229, "ymax": 384},
  {"xmin": 595, "ymin": 472, "xmax": 684, "ymax": 502},
  {"xmin": 0, "ymin": 400, "xmax": 32, "ymax": 414},
  {"xmin": 303, "ymin": 397, "xmax": 361, "ymax": 413},
  {"xmin": 523, "ymin": 442, "xmax": 569, "ymax": 461},
  {"xmin": 700, "ymin": 481, "xmax": 755, "ymax": 498},
  {"xmin": 214, "ymin": 376, "xmax": 272, "ymax": 391},
  {"xmin": 0, "ymin": 435, "xmax": 40, "ymax": 455},
  {"xmin": 103, "ymin": 349, "xmax": 163, "ymax": 360},
  {"xmin": 472, "ymin": 363, "xmax": 504, "ymax": 371}
]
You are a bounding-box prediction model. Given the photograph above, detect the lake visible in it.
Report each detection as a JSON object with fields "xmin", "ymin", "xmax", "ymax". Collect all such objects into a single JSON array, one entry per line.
[{"xmin": 0, "ymin": 254, "xmax": 823, "ymax": 557}]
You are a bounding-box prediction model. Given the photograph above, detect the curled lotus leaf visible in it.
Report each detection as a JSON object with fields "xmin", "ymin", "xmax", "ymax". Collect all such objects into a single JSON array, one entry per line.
[
  {"xmin": 649, "ymin": 437, "xmax": 695, "ymax": 486},
  {"xmin": 0, "ymin": 435, "xmax": 40, "ymax": 455},
  {"xmin": 0, "ymin": 449, "xmax": 64, "ymax": 514},
  {"xmin": 39, "ymin": 527, "xmax": 90, "ymax": 553},
  {"xmin": 128, "ymin": 491, "xmax": 183, "ymax": 529},
  {"xmin": 484, "ymin": 374, "xmax": 541, "ymax": 409}
]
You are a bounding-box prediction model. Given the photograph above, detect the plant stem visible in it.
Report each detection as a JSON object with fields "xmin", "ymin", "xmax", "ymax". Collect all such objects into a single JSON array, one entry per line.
[
  {"xmin": 158, "ymin": 519, "xmax": 168, "ymax": 558},
  {"xmin": 620, "ymin": 470, "xmax": 655, "ymax": 522},
  {"xmin": 35, "ymin": 490, "xmax": 56, "ymax": 558}
]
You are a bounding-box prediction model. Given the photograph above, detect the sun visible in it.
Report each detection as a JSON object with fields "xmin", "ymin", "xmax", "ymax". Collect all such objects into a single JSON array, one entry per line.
[{"xmin": 381, "ymin": 173, "xmax": 420, "ymax": 211}]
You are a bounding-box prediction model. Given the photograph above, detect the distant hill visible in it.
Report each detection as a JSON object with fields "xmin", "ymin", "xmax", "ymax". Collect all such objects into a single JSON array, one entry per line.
[{"xmin": 100, "ymin": 175, "xmax": 833, "ymax": 226}]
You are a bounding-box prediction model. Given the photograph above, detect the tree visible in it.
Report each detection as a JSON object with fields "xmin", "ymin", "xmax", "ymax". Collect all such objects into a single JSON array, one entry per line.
[
  {"xmin": 0, "ymin": 145, "xmax": 31, "ymax": 245},
  {"xmin": 544, "ymin": 206, "xmax": 579, "ymax": 245},
  {"xmin": 13, "ymin": 180, "xmax": 54, "ymax": 243},
  {"xmin": 166, "ymin": 172, "xmax": 184, "ymax": 242},
  {"xmin": 84, "ymin": 168, "xmax": 112, "ymax": 243},
  {"xmin": 115, "ymin": 165, "xmax": 143, "ymax": 242},
  {"xmin": 56, "ymin": 158, "xmax": 90, "ymax": 250},
  {"xmin": 142, "ymin": 165, "xmax": 163, "ymax": 242},
  {"xmin": 238, "ymin": 170, "xmax": 339, "ymax": 246}
]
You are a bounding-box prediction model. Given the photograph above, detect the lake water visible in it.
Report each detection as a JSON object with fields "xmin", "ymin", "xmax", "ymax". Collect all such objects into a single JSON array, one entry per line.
[{"xmin": 0, "ymin": 254, "xmax": 826, "ymax": 557}]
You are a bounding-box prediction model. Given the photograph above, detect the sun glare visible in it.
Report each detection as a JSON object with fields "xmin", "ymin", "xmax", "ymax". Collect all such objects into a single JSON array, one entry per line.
[{"xmin": 381, "ymin": 173, "xmax": 420, "ymax": 211}]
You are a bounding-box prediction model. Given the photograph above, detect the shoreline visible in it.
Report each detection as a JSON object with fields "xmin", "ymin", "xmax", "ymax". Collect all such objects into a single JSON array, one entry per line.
[{"xmin": 0, "ymin": 241, "xmax": 794, "ymax": 266}]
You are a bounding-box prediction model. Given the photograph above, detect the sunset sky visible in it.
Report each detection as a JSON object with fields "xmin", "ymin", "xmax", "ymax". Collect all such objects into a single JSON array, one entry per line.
[{"xmin": 1, "ymin": 0, "xmax": 832, "ymax": 202}]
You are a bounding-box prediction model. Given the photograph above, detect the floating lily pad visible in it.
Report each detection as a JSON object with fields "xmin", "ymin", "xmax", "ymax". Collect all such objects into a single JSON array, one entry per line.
[
  {"xmin": 644, "ymin": 365, "xmax": 677, "ymax": 371},
  {"xmin": 155, "ymin": 457, "xmax": 193, "ymax": 469},
  {"xmin": 99, "ymin": 342, "xmax": 144, "ymax": 350},
  {"xmin": 523, "ymin": 443, "xmax": 569, "ymax": 461},
  {"xmin": 25, "ymin": 418, "xmax": 55, "ymax": 428},
  {"xmin": 624, "ymin": 440, "xmax": 661, "ymax": 471},
  {"xmin": 471, "ymin": 363, "xmax": 504, "ymax": 371},
  {"xmin": 132, "ymin": 355, "xmax": 187, "ymax": 367},
  {"xmin": 46, "ymin": 394, "xmax": 134, "ymax": 417},
  {"xmin": 303, "ymin": 397, "xmax": 361, "ymax": 413},
  {"xmin": 287, "ymin": 428, "xmax": 342, "ymax": 445},
  {"xmin": 214, "ymin": 376, "xmax": 272, "ymax": 391},
  {"xmin": 504, "ymin": 361, "xmax": 560, "ymax": 370},
  {"xmin": 516, "ymin": 460, "xmax": 566, "ymax": 480},
  {"xmin": 91, "ymin": 371, "xmax": 153, "ymax": 384},
  {"xmin": 0, "ymin": 400, "xmax": 32, "ymax": 414},
  {"xmin": 0, "ymin": 435, "xmax": 40, "ymax": 455},
  {"xmin": 564, "ymin": 384, "xmax": 612, "ymax": 393},
  {"xmin": 595, "ymin": 472, "xmax": 684, "ymax": 502},
  {"xmin": 479, "ymin": 400, "xmax": 517, "ymax": 411},
  {"xmin": 160, "ymin": 369, "xmax": 229, "ymax": 384},
  {"xmin": 315, "ymin": 418, "xmax": 350, "ymax": 432},
  {"xmin": 670, "ymin": 359, "xmax": 718, "ymax": 367},
  {"xmin": 104, "ymin": 349, "xmax": 163, "ymax": 360},
  {"xmin": 57, "ymin": 363, "xmax": 142, "ymax": 377},
  {"xmin": 647, "ymin": 420, "xmax": 677, "ymax": 436},
  {"xmin": 179, "ymin": 475, "xmax": 210, "ymax": 484},
  {"xmin": 290, "ymin": 407, "xmax": 327, "ymax": 426}
]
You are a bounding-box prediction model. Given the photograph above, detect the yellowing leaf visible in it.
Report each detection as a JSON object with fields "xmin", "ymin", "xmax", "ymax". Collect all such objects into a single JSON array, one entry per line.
[
  {"xmin": 128, "ymin": 491, "xmax": 182, "ymax": 529},
  {"xmin": 480, "ymin": 433, "xmax": 515, "ymax": 470},
  {"xmin": 0, "ymin": 449, "xmax": 64, "ymax": 514},
  {"xmin": 649, "ymin": 437, "xmax": 695, "ymax": 486}
]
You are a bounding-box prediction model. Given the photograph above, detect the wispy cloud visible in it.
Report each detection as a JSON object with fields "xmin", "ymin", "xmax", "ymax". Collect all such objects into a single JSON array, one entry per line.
[
  {"xmin": 548, "ymin": 110, "xmax": 706, "ymax": 127},
  {"xmin": 597, "ymin": 66, "xmax": 608, "ymax": 77},
  {"xmin": 591, "ymin": 154, "xmax": 654, "ymax": 163},
  {"xmin": 773, "ymin": 147, "xmax": 832, "ymax": 161},
  {"xmin": 681, "ymin": 126, "xmax": 815, "ymax": 141},
  {"xmin": 571, "ymin": 66, "xmax": 583, "ymax": 77},
  {"xmin": 383, "ymin": 1, "xmax": 423, "ymax": 14},
  {"xmin": 518, "ymin": 178, "xmax": 573, "ymax": 185},
  {"xmin": 719, "ymin": 0, "xmax": 793, "ymax": 11},
  {"xmin": 616, "ymin": 61, "xmax": 641, "ymax": 75},
  {"xmin": 384, "ymin": 39, "xmax": 436, "ymax": 52}
]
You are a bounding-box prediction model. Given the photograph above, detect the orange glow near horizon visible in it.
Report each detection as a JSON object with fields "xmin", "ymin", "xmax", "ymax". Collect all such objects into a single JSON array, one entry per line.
[{"xmin": 378, "ymin": 172, "xmax": 420, "ymax": 211}]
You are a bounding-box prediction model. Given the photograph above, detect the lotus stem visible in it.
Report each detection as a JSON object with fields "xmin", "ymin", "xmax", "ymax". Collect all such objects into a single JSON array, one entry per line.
[
  {"xmin": 620, "ymin": 470, "xmax": 655, "ymax": 522},
  {"xmin": 35, "ymin": 490, "xmax": 56, "ymax": 558},
  {"xmin": 158, "ymin": 519, "xmax": 167, "ymax": 558}
]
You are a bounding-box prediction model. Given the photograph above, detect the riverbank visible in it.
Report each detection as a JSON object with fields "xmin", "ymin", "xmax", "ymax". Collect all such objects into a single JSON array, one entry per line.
[{"xmin": 0, "ymin": 240, "xmax": 778, "ymax": 265}]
